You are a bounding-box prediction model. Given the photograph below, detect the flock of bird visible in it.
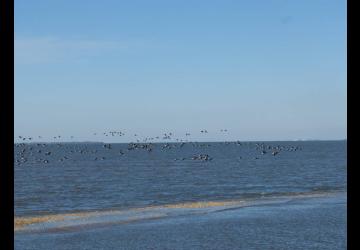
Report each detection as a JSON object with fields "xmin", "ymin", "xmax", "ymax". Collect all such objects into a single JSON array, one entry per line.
[
  {"xmin": 16, "ymin": 129, "xmax": 232, "ymax": 143},
  {"xmin": 14, "ymin": 129, "xmax": 303, "ymax": 166}
]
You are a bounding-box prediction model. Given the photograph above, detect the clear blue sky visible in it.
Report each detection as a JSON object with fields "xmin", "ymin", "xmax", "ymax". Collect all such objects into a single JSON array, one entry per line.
[{"xmin": 15, "ymin": 0, "xmax": 347, "ymax": 142}]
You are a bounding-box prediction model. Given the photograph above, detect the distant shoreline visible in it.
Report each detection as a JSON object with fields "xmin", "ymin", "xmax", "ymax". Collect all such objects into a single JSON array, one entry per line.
[{"xmin": 14, "ymin": 139, "xmax": 347, "ymax": 144}]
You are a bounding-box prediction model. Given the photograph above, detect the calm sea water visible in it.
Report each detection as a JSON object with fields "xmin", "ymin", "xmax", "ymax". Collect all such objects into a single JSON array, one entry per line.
[
  {"xmin": 14, "ymin": 140, "xmax": 347, "ymax": 249},
  {"xmin": 14, "ymin": 140, "xmax": 346, "ymax": 217}
]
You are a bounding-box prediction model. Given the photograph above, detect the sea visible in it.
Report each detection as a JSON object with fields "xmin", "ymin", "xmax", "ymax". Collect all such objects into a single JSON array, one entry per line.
[{"xmin": 14, "ymin": 140, "xmax": 347, "ymax": 250}]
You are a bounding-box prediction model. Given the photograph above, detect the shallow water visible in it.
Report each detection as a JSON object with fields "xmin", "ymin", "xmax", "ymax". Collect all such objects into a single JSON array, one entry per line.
[{"xmin": 15, "ymin": 193, "xmax": 346, "ymax": 250}]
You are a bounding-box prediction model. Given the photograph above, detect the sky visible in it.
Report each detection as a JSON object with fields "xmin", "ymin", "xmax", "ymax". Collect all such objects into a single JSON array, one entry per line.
[{"xmin": 15, "ymin": 0, "xmax": 347, "ymax": 142}]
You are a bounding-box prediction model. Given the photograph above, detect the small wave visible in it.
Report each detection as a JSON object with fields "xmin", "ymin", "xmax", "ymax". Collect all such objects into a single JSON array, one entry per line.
[{"xmin": 162, "ymin": 201, "xmax": 242, "ymax": 209}]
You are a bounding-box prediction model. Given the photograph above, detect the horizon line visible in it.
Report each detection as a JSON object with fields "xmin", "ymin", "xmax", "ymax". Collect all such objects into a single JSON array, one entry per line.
[{"xmin": 14, "ymin": 139, "xmax": 347, "ymax": 144}]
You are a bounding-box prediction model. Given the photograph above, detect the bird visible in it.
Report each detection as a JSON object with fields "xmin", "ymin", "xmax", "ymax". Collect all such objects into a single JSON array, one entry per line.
[{"xmin": 272, "ymin": 151, "xmax": 279, "ymax": 156}]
